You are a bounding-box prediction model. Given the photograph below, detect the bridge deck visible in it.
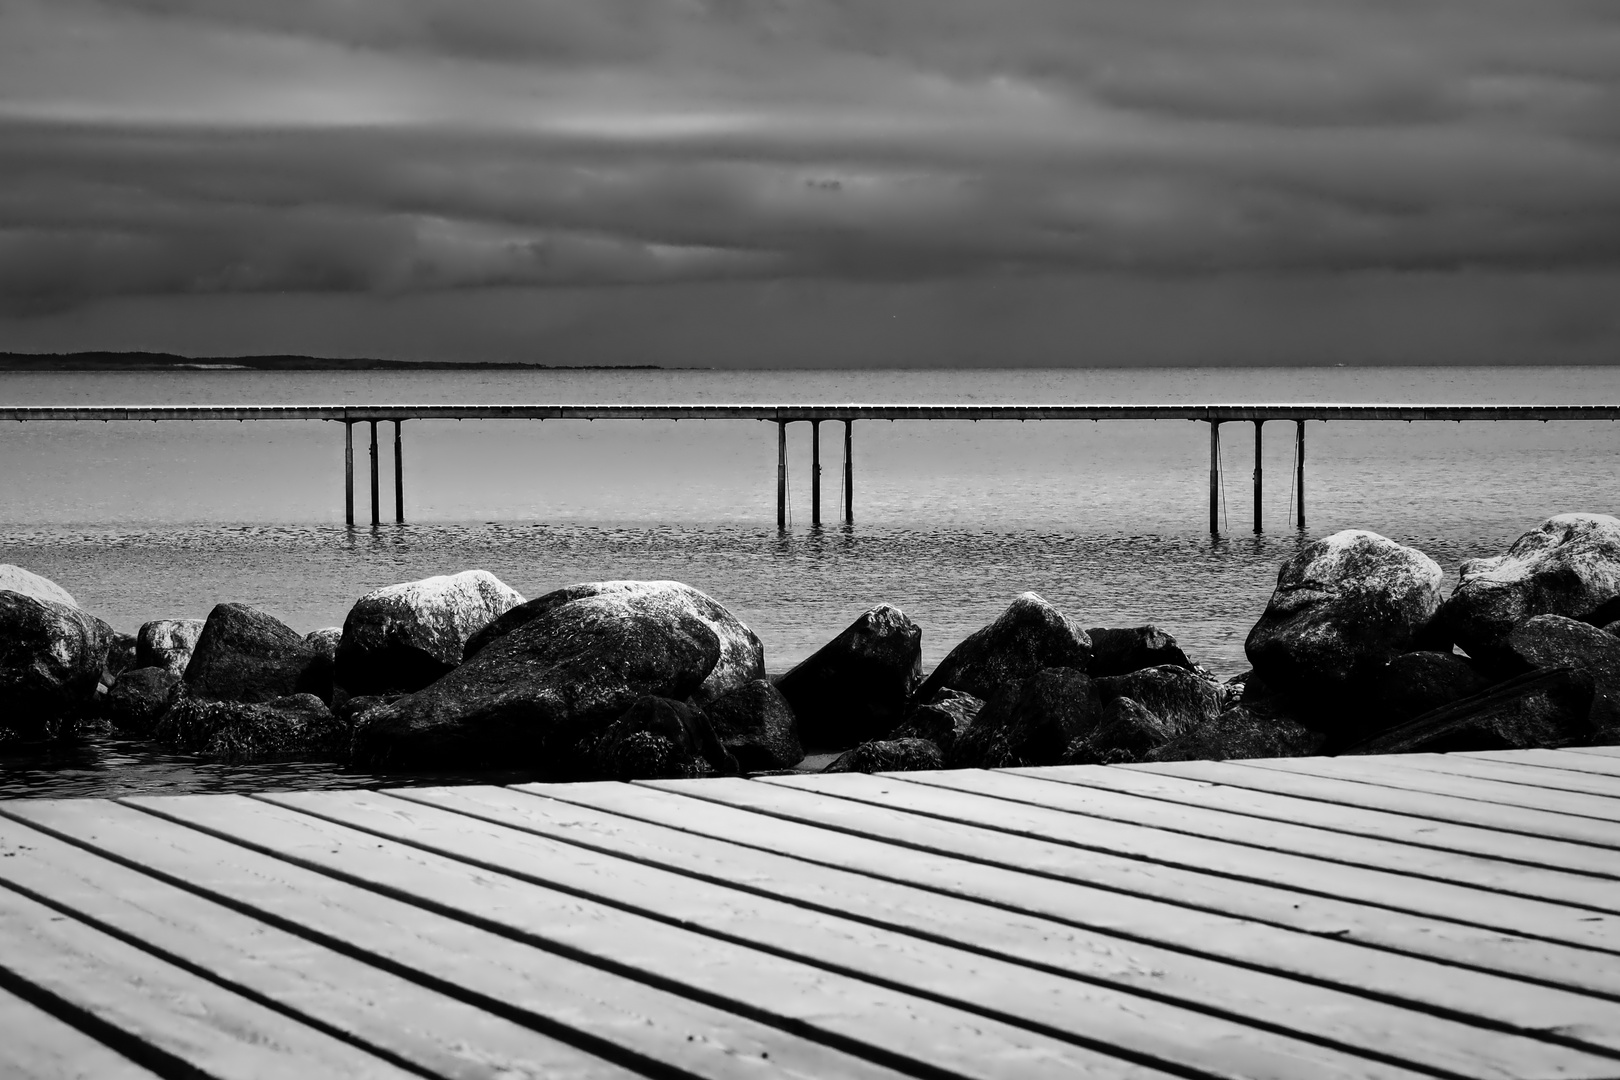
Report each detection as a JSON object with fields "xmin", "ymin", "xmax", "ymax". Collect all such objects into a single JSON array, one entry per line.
[
  {"xmin": 1, "ymin": 747, "xmax": 1617, "ymax": 1079},
  {"xmin": 6, "ymin": 402, "xmax": 1620, "ymax": 422}
]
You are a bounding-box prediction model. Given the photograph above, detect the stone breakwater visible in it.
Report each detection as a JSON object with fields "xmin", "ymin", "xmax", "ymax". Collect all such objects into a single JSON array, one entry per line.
[{"xmin": 5, "ymin": 512, "xmax": 1620, "ymax": 779}]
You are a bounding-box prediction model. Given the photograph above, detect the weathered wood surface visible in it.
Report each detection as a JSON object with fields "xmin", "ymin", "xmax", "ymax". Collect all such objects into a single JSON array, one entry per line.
[{"xmin": 1, "ymin": 750, "xmax": 1619, "ymax": 1078}]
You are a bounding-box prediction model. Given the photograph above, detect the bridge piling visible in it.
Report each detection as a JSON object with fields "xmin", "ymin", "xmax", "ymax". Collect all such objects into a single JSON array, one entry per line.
[
  {"xmin": 843, "ymin": 419, "xmax": 854, "ymax": 524},
  {"xmin": 1296, "ymin": 420, "xmax": 1306, "ymax": 530},
  {"xmin": 1253, "ymin": 420, "xmax": 1264, "ymax": 534},
  {"xmin": 393, "ymin": 420, "xmax": 404, "ymax": 524},
  {"xmin": 776, "ymin": 421, "xmax": 787, "ymax": 530},
  {"xmin": 343, "ymin": 422, "xmax": 354, "ymax": 528},
  {"xmin": 368, "ymin": 420, "xmax": 380, "ymax": 527},
  {"xmin": 811, "ymin": 420, "xmax": 822, "ymax": 527},
  {"xmin": 1209, "ymin": 421, "xmax": 1221, "ymax": 535}
]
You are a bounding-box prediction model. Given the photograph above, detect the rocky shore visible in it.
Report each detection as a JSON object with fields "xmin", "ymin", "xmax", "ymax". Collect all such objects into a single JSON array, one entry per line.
[{"xmin": 5, "ymin": 512, "xmax": 1620, "ymax": 780}]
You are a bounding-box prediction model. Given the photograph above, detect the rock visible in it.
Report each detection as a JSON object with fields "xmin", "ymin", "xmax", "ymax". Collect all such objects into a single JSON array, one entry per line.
[
  {"xmin": 1086, "ymin": 626, "xmax": 1192, "ymax": 678},
  {"xmin": 154, "ymin": 688, "xmax": 344, "ymax": 764},
  {"xmin": 105, "ymin": 666, "xmax": 180, "ymax": 736},
  {"xmin": 917, "ymin": 593, "xmax": 1092, "ymax": 704},
  {"xmin": 1502, "ymin": 615, "xmax": 1620, "ymax": 740},
  {"xmin": 0, "ymin": 565, "xmax": 77, "ymax": 608},
  {"xmin": 1359, "ymin": 651, "xmax": 1491, "ymax": 731},
  {"xmin": 137, "ymin": 618, "xmax": 206, "ymax": 676},
  {"xmin": 104, "ymin": 632, "xmax": 138, "ymax": 680},
  {"xmin": 305, "ymin": 627, "xmax": 343, "ymax": 657},
  {"xmin": 467, "ymin": 581, "xmax": 761, "ymax": 704},
  {"xmin": 702, "ymin": 679, "xmax": 803, "ymax": 771},
  {"xmin": 949, "ymin": 667, "xmax": 1101, "ymax": 769},
  {"xmin": 1064, "ymin": 697, "xmax": 1178, "ymax": 765},
  {"xmin": 335, "ymin": 571, "xmax": 523, "ymax": 696},
  {"xmin": 585, "ymin": 696, "xmax": 737, "ymax": 781},
  {"xmin": 775, "ymin": 604, "xmax": 922, "ymax": 750},
  {"xmin": 0, "ymin": 591, "xmax": 114, "ymax": 740},
  {"xmin": 889, "ymin": 688, "xmax": 984, "ymax": 755},
  {"xmin": 1347, "ymin": 667, "xmax": 1595, "ymax": 755},
  {"xmin": 1094, "ymin": 665, "xmax": 1222, "ymax": 733},
  {"xmin": 351, "ymin": 589, "xmax": 722, "ymax": 772},
  {"xmin": 184, "ymin": 603, "xmax": 333, "ymax": 705},
  {"xmin": 1142, "ymin": 699, "xmax": 1327, "ymax": 763},
  {"xmin": 825, "ymin": 738, "xmax": 944, "ymax": 774},
  {"xmin": 1246, "ymin": 530, "xmax": 1443, "ymax": 697},
  {"xmin": 1438, "ymin": 514, "xmax": 1620, "ymax": 664}
]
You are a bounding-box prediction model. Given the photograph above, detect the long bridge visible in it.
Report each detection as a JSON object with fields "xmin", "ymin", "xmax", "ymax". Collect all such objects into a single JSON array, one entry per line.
[{"xmin": 6, "ymin": 402, "xmax": 1619, "ymax": 534}]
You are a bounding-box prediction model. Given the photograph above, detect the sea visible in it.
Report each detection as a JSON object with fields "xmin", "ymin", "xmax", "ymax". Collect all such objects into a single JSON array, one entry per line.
[{"xmin": 3, "ymin": 364, "xmax": 1618, "ymax": 797}]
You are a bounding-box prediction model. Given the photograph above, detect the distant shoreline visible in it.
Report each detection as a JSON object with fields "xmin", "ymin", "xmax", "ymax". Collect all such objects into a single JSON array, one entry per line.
[{"xmin": 0, "ymin": 352, "xmax": 663, "ymax": 372}]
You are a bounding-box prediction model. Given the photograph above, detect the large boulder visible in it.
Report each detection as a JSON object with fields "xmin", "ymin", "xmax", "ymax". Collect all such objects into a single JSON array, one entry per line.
[
  {"xmin": 137, "ymin": 619, "xmax": 206, "ymax": 677},
  {"xmin": 1347, "ymin": 667, "xmax": 1595, "ymax": 755},
  {"xmin": 1246, "ymin": 530, "xmax": 1443, "ymax": 696},
  {"xmin": 0, "ymin": 591, "xmax": 114, "ymax": 740},
  {"xmin": 1094, "ymin": 665, "xmax": 1222, "ymax": 734},
  {"xmin": 1438, "ymin": 514, "xmax": 1620, "ymax": 664},
  {"xmin": 825, "ymin": 738, "xmax": 944, "ymax": 774},
  {"xmin": 888, "ymin": 688, "xmax": 984, "ymax": 755},
  {"xmin": 1502, "ymin": 615, "xmax": 1620, "ymax": 740},
  {"xmin": 105, "ymin": 666, "xmax": 180, "ymax": 737},
  {"xmin": 0, "ymin": 566, "xmax": 77, "ymax": 608},
  {"xmin": 1359, "ymin": 651, "xmax": 1491, "ymax": 731},
  {"xmin": 1142, "ymin": 700, "xmax": 1327, "ymax": 763},
  {"xmin": 467, "ymin": 581, "xmax": 762, "ymax": 704},
  {"xmin": 1086, "ymin": 626, "xmax": 1192, "ymax": 678},
  {"xmin": 702, "ymin": 679, "xmax": 803, "ymax": 772},
  {"xmin": 584, "ymin": 696, "xmax": 737, "ymax": 781},
  {"xmin": 351, "ymin": 589, "xmax": 722, "ymax": 772},
  {"xmin": 184, "ymin": 603, "xmax": 333, "ymax": 705},
  {"xmin": 1063, "ymin": 697, "xmax": 1178, "ymax": 765},
  {"xmin": 775, "ymin": 605, "xmax": 922, "ymax": 750},
  {"xmin": 154, "ymin": 688, "xmax": 344, "ymax": 764},
  {"xmin": 335, "ymin": 571, "xmax": 523, "ymax": 696},
  {"xmin": 949, "ymin": 667, "xmax": 1101, "ymax": 769},
  {"xmin": 917, "ymin": 593, "xmax": 1091, "ymax": 704}
]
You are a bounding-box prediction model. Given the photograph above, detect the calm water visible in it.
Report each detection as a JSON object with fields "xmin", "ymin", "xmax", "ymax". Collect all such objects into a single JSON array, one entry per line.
[{"xmin": 3, "ymin": 365, "xmax": 1617, "ymax": 796}]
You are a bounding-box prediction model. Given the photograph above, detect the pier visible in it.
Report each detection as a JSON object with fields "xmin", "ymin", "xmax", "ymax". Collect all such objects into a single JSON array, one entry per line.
[
  {"xmin": 1, "ymin": 747, "xmax": 1618, "ymax": 1078},
  {"xmin": 6, "ymin": 402, "xmax": 1620, "ymax": 534}
]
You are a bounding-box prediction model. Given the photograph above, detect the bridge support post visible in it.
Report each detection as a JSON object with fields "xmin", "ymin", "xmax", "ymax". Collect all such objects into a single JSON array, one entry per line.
[
  {"xmin": 776, "ymin": 421, "xmax": 787, "ymax": 530},
  {"xmin": 1253, "ymin": 420, "xmax": 1264, "ymax": 534},
  {"xmin": 344, "ymin": 422, "xmax": 354, "ymax": 528},
  {"xmin": 369, "ymin": 420, "xmax": 380, "ymax": 527},
  {"xmin": 1209, "ymin": 421, "xmax": 1221, "ymax": 535},
  {"xmin": 811, "ymin": 420, "xmax": 822, "ymax": 527},
  {"xmin": 393, "ymin": 420, "xmax": 404, "ymax": 524},
  {"xmin": 1296, "ymin": 420, "xmax": 1306, "ymax": 530},
  {"xmin": 843, "ymin": 419, "xmax": 854, "ymax": 524}
]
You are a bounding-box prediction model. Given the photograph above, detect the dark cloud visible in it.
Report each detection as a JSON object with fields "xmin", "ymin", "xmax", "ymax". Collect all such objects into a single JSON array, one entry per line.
[{"xmin": 0, "ymin": 0, "xmax": 1618, "ymax": 348}]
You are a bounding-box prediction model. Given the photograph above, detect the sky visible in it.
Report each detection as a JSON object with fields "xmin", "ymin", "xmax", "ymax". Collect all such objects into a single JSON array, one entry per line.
[{"xmin": 1, "ymin": 0, "xmax": 1618, "ymax": 366}]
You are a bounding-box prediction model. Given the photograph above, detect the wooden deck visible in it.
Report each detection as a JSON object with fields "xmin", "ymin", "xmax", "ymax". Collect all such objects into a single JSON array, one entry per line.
[{"xmin": 1, "ymin": 748, "xmax": 1618, "ymax": 1079}]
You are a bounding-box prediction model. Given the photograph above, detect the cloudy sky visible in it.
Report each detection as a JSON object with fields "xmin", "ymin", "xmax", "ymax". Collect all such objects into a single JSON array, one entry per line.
[{"xmin": 1, "ymin": 0, "xmax": 1618, "ymax": 365}]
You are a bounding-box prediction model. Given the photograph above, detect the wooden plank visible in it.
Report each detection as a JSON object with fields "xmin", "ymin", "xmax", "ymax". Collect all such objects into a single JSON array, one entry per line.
[
  {"xmin": 0, "ymin": 885, "xmax": 413, "ymax": 1080},
  {"xmin": 1008, "ymin": 762, "xmax": 1620, "ymax": 880},
  {"xmin": 1247, "ymin": 756, "xmax": 1620, "ymax": 825},
  {"xmin": 769, "ymin": 771, "xmax": 1620, "ymax": 955},
  {"xmin": 0, "ymin": 814, "xmax": 640, "ymax": 1080},
  {"xmin": 0, "ymin": 985, "xmax": 161, "ymax": 1080},
  {"xmin": 1479, "ymin": 749, "xmax": 1620, "ymax": 778},
  {"xmin": 265, "ymin": 789, "xmax": 1443, "ymax": 1080},
  {"xmin": 1128, "ymin": 758, "xmax": 1620, "ymax": 849},
  {"xmin": 1565, "ymin": 746, "xmax": 1620, "ymax": 760},
  {"xmin": 118, "ymin": 793, "xmax": 1181, "ymax": 1080},
  {"xmin": 664, "ymin": 774, "xmax": 1620, "ymax": 1008},
  {"xmin": 0, "ymin": 798, "xmax": 912, "ymax": 1080},
  {"xmin": 1375, "ymin": 753, "xmax": 1620, "ymax": 799},
  {"xmin": 965, "ymin": 766, "xmax": 1620, "ymax": 911},
  {"xmin": 404, "ymin": 782, "xmax": 1620, "ymax": 1080}
]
